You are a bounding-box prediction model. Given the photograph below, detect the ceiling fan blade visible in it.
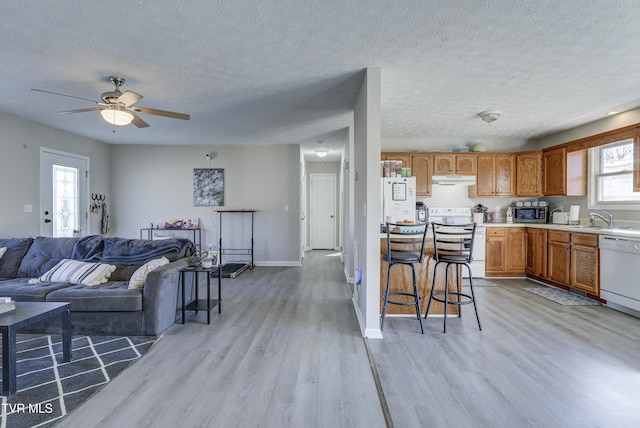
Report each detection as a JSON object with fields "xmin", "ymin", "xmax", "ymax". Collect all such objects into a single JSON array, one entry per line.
[
  {"xmin": 31, "ymin": 89, "xmax": 100, "ymax": 104},
  {"xmin": 117, "ymin": 90, "xmax": 143, "ymax": 107},
  {"xmin": 58, "ymin": 107, "xmax": 104, "ymax": 114},
  {"xmin": 130, "ymin": 111, "xmax": 149, "ymax": 128},
  {"xmin": 131, "ymin": 106, "xmax": 190, "ymax": 120}
]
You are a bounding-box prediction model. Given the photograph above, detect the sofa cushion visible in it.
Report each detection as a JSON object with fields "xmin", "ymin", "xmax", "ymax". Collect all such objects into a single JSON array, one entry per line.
[
  {"xmin": 16, "ymin": 237, "xmax": 78, "ymax": 278},
  {"xmin": 0, "ymin": 278, "xmax": 72, "ymax": 301},
  {"xmin": 0, "ymin": 238, "xmax": 33, "ymax": 278},
  {"xmin": 128, "ymin": 257, "xmax": 170, "ymax": 289},
  {"xmin": 45, "ymin": 282, "xmax": 142, "ymax": 311},
  {"xmin": 39, "ymin": 259, "xmax": 116, "ymax": 286}
]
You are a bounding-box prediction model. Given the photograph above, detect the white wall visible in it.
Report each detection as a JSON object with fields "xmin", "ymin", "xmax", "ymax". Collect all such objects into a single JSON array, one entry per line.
[
  {"xmin": 0, "ymin": 113, "xmax": 110, "ymax": 238},
  {"xmin": 109, "ymin": 144, "xmax": 301, "ymax": 265},
  {"xmin": 353, "ymin": 68, "xmax": 383, "ymax": 339}
]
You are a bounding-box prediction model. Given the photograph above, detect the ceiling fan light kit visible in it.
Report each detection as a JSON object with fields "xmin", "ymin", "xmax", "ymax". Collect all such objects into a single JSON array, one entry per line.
[
  {"xmin": 32, "ymin": 76, "xmax": 190, "ymax": 129},
  {"xmin": 478, "ymin": 110, "xmax": 501, "ymax": 123},
  {"xmin": 100, "ymin": 108, "xmax": 134, "ymax": 126}
]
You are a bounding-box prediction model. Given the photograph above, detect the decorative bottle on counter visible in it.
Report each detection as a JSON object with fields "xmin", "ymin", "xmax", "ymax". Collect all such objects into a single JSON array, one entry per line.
[{"xmin": 506, "ymin": 207, "xmax": 513, "ymax": 224}]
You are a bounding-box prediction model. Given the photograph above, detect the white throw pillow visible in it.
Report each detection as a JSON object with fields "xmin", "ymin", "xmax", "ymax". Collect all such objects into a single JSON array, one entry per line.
[
  {"xmin": 0, "ymin": 247, "xmax": 7, "ymax": 260},
  {"xmin": 39, "ymin": 259, "xmax": 116, "ymax": 286},
  {"xmin": 128, "ymin": 257, "xmax": 170, "ymax": 289}
]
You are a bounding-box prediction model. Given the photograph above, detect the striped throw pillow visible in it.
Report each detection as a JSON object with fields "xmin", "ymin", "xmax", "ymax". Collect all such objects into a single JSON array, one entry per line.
[{"xmin": 39, "ymin": 259, "xmax": 116, "ymax": 286}]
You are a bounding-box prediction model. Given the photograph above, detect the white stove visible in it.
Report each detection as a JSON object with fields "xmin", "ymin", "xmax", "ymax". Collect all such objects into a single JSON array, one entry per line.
[{"xmin": 428, "ymin": 207, "xmax": 486, "ymax": 278}]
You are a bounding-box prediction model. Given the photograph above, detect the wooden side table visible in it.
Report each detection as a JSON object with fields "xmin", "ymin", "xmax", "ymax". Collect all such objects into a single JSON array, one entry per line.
[{"xmin": 179, "ymin": 265, "xmax": 222, "ymax": 324}]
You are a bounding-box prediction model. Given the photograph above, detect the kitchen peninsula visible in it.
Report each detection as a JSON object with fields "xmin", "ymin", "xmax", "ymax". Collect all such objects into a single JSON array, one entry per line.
[{"xmin": 380, "ymin": 228, "xmax": 461, "ymax": 316}]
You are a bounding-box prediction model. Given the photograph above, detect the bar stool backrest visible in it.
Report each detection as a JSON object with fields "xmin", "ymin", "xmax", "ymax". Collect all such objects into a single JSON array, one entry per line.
[
  {"xmin": 385, "ymin": 222, "xmax": 429, "ymax": 265},
  {"xmin": 431, "ymin": 222, "xmax": 476, "ymax": 264}
]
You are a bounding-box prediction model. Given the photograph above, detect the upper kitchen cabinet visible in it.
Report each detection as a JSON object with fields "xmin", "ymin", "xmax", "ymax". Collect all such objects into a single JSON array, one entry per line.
[
  {"xmin": 381, "ymin": 152, "xmax": 412, "ymax": 167},
  {"xmin": 516, "ymin": 151, "xmax": 543, "ymax": 197},
  {"xmin": 543, "ymin": 147, "xmax": 586, "ymax": 196},
  {"xmin": 411, "ymin": 153, "xmax": 433, "ymax": 197},
  {"xmin": 433, "ymin": 154, "xmax": 476, "ymax": 175},
  {"xmin": 473, "ymin": 154, "xmax": 515, "ymax": 197},
  {"xmin": 381, "ymin": 152, "xmax": 432, "ymax": 197}
]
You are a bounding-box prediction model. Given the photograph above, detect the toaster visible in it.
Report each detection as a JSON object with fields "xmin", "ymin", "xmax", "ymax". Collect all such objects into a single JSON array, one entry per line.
[{"xmin": 552, "ymin": 212, "xmax": 570, "ymax": 225}]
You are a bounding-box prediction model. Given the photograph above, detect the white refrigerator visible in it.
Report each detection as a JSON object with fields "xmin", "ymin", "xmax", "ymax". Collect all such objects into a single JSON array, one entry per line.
[{"xmin": 381, "ymin": 177, "xmax": 416, "ymax": 224}]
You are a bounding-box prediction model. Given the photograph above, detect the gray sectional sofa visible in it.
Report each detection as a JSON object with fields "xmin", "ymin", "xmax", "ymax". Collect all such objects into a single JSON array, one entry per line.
[{"xmin": 0, "ymin": 235, "xmax": 194, "ymax": 336}]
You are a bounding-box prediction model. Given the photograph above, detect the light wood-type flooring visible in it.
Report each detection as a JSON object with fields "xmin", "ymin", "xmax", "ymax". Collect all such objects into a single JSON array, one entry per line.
[{"xmin": 60, "ymin": 251, "xmax": 640, "ymax": 428}]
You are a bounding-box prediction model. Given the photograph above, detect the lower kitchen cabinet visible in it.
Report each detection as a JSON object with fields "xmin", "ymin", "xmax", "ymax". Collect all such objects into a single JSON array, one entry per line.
[
  {"xmin": 547, "ymin": 230, "xmax": 571, "ymax": 285},
  {"xmin": 485, "ymin": 227, "xmax": 526, "ymax": 277},
  {"xmin": 526, "ymin": 228, "xmax": 547, "ymax": 277},
  {"xmin": 570, "ymin": 233, "xmax": 599, "ymax": 295}
]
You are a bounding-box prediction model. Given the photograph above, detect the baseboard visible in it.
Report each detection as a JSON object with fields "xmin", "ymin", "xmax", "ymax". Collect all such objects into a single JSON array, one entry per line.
[{"xmin": 352, "ymin": 295, "xmax": 383, "ymax": 339}]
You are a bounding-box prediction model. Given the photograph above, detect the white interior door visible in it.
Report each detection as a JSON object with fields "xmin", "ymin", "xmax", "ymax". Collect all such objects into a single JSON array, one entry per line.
[
  {"xmin": 310, "ymin": 173, "xmax": 336, "ymax": 249},
  {"xmin": 40, "ymin": 148, "xmax": 89, "ymax": 237}
]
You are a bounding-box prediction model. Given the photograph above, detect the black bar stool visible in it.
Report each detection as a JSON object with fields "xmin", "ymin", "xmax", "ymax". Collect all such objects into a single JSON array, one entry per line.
[
  {"xmin": 424, "ymin": 222, "xmax": 481, "ymax": 333},
  {"xmin": 381, "ymin": 221, "xmax": 428, "ymax": 334}
]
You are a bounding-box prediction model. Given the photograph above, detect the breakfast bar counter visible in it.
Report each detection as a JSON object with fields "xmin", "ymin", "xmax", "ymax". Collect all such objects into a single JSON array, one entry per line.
[{"xmin": 380, "ymin": 235, "xmax": 460, "ymax": 316}]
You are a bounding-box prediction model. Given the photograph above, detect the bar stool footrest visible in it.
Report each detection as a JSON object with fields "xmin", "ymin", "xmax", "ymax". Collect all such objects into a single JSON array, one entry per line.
[
  {"xmin": 382, "ymin": 292, "xmax": 422, "ymax": 306},
  {"xmin": 430, "ymin": 291, "xmax": 475, "ymax": 306}
]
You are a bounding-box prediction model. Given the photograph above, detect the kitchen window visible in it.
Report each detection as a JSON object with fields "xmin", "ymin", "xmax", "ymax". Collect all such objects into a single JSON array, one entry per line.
[{"xmin": 589, "ymin": 138, "xmax": 640, "ymax": 209}]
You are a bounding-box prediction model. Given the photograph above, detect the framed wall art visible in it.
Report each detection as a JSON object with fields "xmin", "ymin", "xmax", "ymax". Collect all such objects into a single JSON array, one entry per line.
[{"xmin": 193, "ymin": 168, "xmax": 224, "ymax": 206}]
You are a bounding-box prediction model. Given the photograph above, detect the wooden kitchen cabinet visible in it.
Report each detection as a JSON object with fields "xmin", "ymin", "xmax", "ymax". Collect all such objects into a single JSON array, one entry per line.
[
  {"xmin": 433, "ymin": 154, "xmax": 476, "ymax": 175},
  {"xmin": 516, "ymin": 151, "xmax": 543, "ymax": 197},
  {"xmin": 485, "ymin": 227, "xmax": 526, "ymax": 277},
  {"xmin": 411, "ymin": 153, "xmax": 433, "ymax": 197},
  {"xmin": 525, "ymin": 228, "xmax": 547, "ymax": 278},
  {"xmin": 547, "ymin": 230, "xmax": 571, "ymax": 285},
  {"xmin": 543, "ymin": 147, "xmax": 586, "ymax": 196},
  {"xmin": 473, "ymin": 154, "xmax": 515, "ymax": 197},
  {"xmin": 381, "ymin": 152, "xmax": 433, "ymax": 197},
  {"xmin": 382, "ymin": 152, "xmax": 412, "ymax": 168},
  {"xmin": 543, "ymin": 147, "xmax": 566, "ymax": 196},
  {"xmin": 485, "ymin": 228, "xmax": 507, "ymax": 274},
  {"xmin": 570, "ymin": 233, "xmax": 599, "ymax": 295}
]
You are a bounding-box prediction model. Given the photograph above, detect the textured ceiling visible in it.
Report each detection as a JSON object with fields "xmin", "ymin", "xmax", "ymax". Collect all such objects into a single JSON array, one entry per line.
[{"xmin": 1, "ymin": 1, "xmax": 640, "ymax": 162}]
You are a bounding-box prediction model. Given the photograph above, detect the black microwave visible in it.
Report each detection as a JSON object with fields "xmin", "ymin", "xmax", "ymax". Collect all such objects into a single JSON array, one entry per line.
[{"xmin": 513, "ymin": 206, "xmax": 548, "ymax": 223}]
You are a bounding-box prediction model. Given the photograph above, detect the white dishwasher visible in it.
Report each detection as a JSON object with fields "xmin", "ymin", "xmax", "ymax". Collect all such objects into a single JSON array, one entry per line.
[{"xmin": 600, "ymin": 235, "xmax": 640, "ymax": 316}]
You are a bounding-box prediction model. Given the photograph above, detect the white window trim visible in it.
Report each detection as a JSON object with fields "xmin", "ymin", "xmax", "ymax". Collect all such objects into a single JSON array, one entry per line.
[{"xmin": 588, "ymin": 142, "xmax": 640, "ymax": 211}]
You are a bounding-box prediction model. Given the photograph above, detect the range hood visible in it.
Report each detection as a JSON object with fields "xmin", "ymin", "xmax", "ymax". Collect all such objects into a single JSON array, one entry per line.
[{"xmin": 432, "ymin": 175, "xmax": 477, "ymax": 186}]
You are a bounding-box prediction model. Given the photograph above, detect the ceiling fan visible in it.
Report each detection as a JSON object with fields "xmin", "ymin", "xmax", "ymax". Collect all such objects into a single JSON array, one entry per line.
[{"xmin": 32, "ymin": 76, "xmax": 190, "ymax": 128}]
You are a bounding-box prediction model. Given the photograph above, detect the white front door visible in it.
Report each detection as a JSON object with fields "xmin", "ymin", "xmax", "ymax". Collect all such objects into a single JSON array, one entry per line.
[
  {"xmin": 310, "ymin": 173, "xmax": 336, "ymax": 249},
  {"xmin": 40, "ymin": 148, "xmax": 89, "ymax": 237}
]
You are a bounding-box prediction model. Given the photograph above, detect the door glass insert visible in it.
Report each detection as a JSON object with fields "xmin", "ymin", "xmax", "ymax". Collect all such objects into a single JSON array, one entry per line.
[{"xmin": 52, "ymin": 164, "xmax": 79, "ymax": 237}]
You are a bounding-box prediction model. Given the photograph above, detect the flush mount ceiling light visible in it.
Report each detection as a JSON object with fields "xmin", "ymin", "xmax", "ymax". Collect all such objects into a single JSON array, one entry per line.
[
  {"xmin": 315, "ymin": 149, "xmax": 329, "ymax": 158},
  {"xmin": 478, "ymin": 110, "xmax": 501, "ymax": 123},
  {"xmin": 100, "ymin": 107, "xmax": 134, "ymax": 126}
]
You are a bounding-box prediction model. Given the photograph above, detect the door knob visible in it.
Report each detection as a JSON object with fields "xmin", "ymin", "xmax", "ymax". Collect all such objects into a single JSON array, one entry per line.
[{"xmin": 44, "ymin": 219, "xmax": 52, "ymax": 223}]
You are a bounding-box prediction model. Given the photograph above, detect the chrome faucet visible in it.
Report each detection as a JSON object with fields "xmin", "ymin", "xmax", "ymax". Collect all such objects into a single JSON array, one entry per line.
[{"xmin": 588, "ymin": 211, "xmax": 613, "ymax": 228}]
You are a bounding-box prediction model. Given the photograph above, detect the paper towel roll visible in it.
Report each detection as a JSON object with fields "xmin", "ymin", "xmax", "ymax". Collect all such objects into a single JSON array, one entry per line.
[{"xmin": 569, "ymin": 205, "xmax": 580, "ymax": 222}]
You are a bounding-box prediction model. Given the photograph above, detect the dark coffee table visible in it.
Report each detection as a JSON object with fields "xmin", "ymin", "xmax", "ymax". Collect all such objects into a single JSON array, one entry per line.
[{"xmin": 0, "ymin": 302, "xmax": 71, "ymax": 396}]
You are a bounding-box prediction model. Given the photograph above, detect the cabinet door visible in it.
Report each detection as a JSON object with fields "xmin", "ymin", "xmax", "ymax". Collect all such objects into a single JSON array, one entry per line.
[
  {"xmin": 485, "ymin": 236, "xmax": 506, "ymax": 273},
  {"xmin": 571, "ymin": 245, "xmax": 599, "ymax": 294},
  {"xmin": 517, "ymin": 151, "xmax": 543, "ymax": 196},
  {"xmin": 412, "ymin": 154, "xmax": 432, "ymax": 197},
  {"xmin": 455, "ymin": 155, "xmax": 477, "ymax": 175},
  {"xmin": 494, "ymin": 155, "xmax": 516, "ymax": 196},
  {"xmin": 543, "ymin": 147, "xmax": 566, "ymax": 196},
  {"xmin": 547, "ymin": 240, "xmax": 571, "ymax": 285},
  {"xmin": 567, "ymin": 149, "xmax": 587, "ymax": 196},
  {"xmin": 506, "ymin": 228, "xmax": 526, "ymax": 273},
  {"xmin": 433, "ymin": 155, "xmax": 454, "ymax": 174},
  {"xmin": 475, "ymin": 156, "xmax": 495, "ymax": 196}
]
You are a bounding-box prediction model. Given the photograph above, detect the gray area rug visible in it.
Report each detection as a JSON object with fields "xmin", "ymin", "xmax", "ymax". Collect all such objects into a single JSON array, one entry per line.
[
  {"xmin": 524, "ymin": 287, "xmax": 601, "ymax": 306},
  {"xmin": 1, "ymin": 334, "xmax": 156, "ymax": 427}
]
